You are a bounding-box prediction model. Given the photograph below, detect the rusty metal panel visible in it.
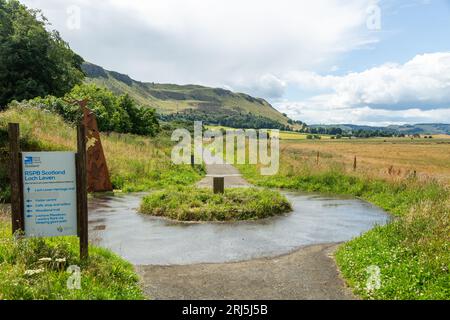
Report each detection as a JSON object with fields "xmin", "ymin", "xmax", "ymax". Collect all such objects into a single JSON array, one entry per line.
[{"xmin": 78, "ymin": 100, "xmax": 113, "ymax": 193}]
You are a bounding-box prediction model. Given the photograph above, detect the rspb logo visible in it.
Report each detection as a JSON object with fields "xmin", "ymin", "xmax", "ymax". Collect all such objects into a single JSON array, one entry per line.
[{"xmin": 24, "ymin": 156, "xmax": 41, "ymax": 166}]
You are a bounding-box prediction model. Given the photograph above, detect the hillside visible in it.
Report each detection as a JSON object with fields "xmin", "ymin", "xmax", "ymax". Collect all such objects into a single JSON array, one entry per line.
[{"xmin": 82, "ymin": 62, "xmax": 301, "ymax": 130}]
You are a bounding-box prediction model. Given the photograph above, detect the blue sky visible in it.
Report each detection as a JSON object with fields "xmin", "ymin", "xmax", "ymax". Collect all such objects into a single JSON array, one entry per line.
[
  {"xmin": 339, "ymin": 0, "xmax": 450, "ymax": 74},
  {"xmin": 279, "ymin": 0, "xmax": 450, "ymax": 125},
  {"xmin": 21, "ymin": 0, "xmax": 450, "ymax": 125}
]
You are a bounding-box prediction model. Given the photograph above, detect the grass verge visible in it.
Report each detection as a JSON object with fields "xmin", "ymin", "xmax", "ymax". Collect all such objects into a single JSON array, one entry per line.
[
  {"xmin": 238, "ymin": 163, "xmax": 449, "ymax": 300},
  {"xmin": 140, "ymin": 186, "xmax": 292, "ymax": 222},
  {"xmin": 0, "ymin": 206, "xmax": 144, "ymax": 300},
  {"xmin": 0, "ymin": 104, "xmax": 205, "ymax": 202}
]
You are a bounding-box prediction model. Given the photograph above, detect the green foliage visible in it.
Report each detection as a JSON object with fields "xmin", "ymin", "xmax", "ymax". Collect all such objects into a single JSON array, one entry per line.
[
  {"xmin": 118, "ymin": 94, "xmax": 160, "ymax": 136},
  {"xmin": 0, "ymin": 215, "xmax": 144, "ymax": 300},
  {"xmin": 336, "ymin": 199, "xmax": 449, "ymax": 300},
  {"xmin": 0, "ymin": 0, "xmax": 84, "ymax": 107},
  {"xmin": 30, "ymin": 84, "xmax": 160, "ymax": 136},
  {"xmin": 140, "ymin": 186, "xmax": 292, "ymax": 221},
  {"xmin": 161, "ymin": 108, "xmax": 292, "ymax": 130}
]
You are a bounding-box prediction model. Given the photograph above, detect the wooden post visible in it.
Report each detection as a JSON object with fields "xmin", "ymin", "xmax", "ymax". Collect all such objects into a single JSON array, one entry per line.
[
  {"xmin": 213, "ymin": 177, "xmax": 225, "ymax": 194},
  {"xmin": 191, "ymin": 154, "xmax": 195, "ymax": 167},
  {"xmin": 76, "ymin": 125, "xmax": 89, "ymax": 260},
  {"xmin": 9, "ymin": 123, "xmax": 24, "ymax": 235},
  {"xmin": 316, "ymin": 151, "xmax": 320, "ymax": 165},
  {"xmin": 353, "ymin": 156, "xmax": 357, "ymax": 171}
]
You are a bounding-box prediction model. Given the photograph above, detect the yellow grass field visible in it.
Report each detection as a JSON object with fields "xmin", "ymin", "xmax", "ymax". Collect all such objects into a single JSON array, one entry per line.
[{"xmin": 279, "ymin": 137, "xmax": 450, "ymax": 184}]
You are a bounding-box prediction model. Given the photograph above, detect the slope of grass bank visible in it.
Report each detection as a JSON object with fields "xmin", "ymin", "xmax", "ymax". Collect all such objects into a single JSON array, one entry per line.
[
  {"xmin": 140, "ymin": 186, "xmax": 292, "ymax": 222},
  {"xmin": 0, "ymin": 104, "xmax": 204, "ymax": 300},
  {"xmin": 0, "ymin": 104, "xmax": 205, "ymax": 202},
  {"xmin": 238, "ymin": 163, "xmax": 449, "ymax": 299},
  {"xmin": 0, "ymin": 206, "xmax": 144, "ymax": 300}
]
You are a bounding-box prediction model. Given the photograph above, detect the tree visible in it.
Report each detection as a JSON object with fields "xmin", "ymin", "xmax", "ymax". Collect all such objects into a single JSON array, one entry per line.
[
  {"xmin": 0, "ymin": 0, "xmax": 84, "ymax": 108},
  {"xmin": 32, "ymin": 84, "xmax": 160, "ymax": 137},
  {"xmin": 119, "ymin": 94, "xmax": 159, "ymax": 136}
]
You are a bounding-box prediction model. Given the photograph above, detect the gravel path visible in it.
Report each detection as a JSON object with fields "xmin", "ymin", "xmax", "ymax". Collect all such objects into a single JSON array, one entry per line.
[
  {"xmin": 136, "ymin": 244, "xmax": 355, "ymax": 300},
  {"xmin": 196, "ymin": 150, "xmax": 251, "ymax": 188}
]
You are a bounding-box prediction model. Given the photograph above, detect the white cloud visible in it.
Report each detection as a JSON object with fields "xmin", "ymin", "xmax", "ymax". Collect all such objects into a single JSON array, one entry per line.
[
  {"xmin": 20, "ymin": 0, "xmax": 377, "ymax": 98},
  {"xmin": 285, "ymin": 52, "xmax": 450, "ymax": 110},
  {"xmin": 20, "ymin": 1, "xmax": 449, "ymax": 125},
  {"xmin": 277, "ymin": 102, "xmax": 450, "ymax": 126},
  {"xmin": 277, "ymin": 52, "xmax": 450, "ymax": 124}
]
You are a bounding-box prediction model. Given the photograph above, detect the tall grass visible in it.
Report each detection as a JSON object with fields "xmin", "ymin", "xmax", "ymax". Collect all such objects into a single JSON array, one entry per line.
[
  {"xmin": 0, "ymin": 104, "xmax": 204, "ymax": 201},
  {"xmin": 237, "ymin": 142, "xmax": 450, "ymax": 300},
  {"xmin": 140, "ymin": 186, "xmax": 292, "ymax": 221},
  {"xmin": 0, "ymin": 104, "xmax": 205, "ymax": 300},
  {"xmin": 0, "ymin": 206, "xmax": 144, "ymax": 300}
]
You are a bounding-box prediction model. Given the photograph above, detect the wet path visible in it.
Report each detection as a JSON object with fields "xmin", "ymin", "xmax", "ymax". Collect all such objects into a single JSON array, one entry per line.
[
  {"xmin": 88, "ymin": 151, "xmax": 389, "ymax": 299},
  {"xmin": 197, "ymin": 149, "xmax": 251, "ymax": 188},
  {"xmin": 89, "ymin": 192, "xmax": 389, "ymax": 265}
]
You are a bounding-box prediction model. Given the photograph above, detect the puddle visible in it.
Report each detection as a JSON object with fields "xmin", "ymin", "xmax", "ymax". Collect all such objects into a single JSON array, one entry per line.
[{"xmin": 88, "ymin": 191, "xmax": 390, "ymax": 265}]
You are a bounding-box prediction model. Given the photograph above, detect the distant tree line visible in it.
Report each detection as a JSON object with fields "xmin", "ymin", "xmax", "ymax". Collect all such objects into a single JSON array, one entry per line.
[
  {"xmin": 301, "ymin": 126, "xmax": 414, "ymax": 138},
  {"xmin": 160, "ymin": 109, "xmax": 292, "ymax": 130}
]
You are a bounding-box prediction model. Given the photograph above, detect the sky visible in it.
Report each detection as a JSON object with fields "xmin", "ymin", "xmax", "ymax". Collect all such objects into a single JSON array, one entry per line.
[{"xmin": 20, "ymin": 0, "xmax": 450, "ymax": 125}]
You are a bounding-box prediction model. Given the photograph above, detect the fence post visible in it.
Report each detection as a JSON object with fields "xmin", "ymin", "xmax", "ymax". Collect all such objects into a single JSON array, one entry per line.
[
  {"xmin": 213, "ymin": 177, "xmax": 225, "ymax": 194},
  {"xmin": 353, "ymin": 156, "xmax": 357, "ymax": 171},
  {"xmin": 76, "ymin": 125, "xmax": 89, "ymax": 260},
  {"xmin": 9, "ymin": 123, "xmax": 24, "ymax": 235},
  {"xmin": 316, "ymin": 151, "xmax": 320, "ymax": 165}
]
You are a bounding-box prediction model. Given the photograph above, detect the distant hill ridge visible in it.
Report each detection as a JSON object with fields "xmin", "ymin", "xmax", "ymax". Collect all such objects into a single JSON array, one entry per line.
[{"xmin": 82, "ymin": 62, "xmax": 301, "ymax": 130}]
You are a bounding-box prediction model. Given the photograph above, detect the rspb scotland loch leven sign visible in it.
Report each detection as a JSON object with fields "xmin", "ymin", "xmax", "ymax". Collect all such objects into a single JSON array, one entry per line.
[
  {"xmin": 22, "ymin": 152, "xmax": 78, "ymax": 237},
  {"xmin": 9, "ymin": 121, "xmax": 88, "ymax": 259}
]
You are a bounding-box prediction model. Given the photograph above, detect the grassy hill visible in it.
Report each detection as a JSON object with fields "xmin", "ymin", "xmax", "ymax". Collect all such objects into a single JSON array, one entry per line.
[{"xmin": 82, "ymin": 62, "xmax": 302, "ymax": 130}]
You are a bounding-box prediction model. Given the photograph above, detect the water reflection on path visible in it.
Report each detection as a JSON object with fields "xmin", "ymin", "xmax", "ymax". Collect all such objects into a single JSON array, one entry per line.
[{"xmin": 89, "ymin": 191, "xmax": 389, "ymax": 265}]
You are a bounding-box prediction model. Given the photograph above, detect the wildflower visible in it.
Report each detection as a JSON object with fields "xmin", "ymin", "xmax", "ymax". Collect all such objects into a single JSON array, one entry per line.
[
  {"xmin": 24, "ymin": 269, "xmax": 45, "ymax": 276},
  {"xmin": 38, "ymin": 258, "xmax": 52, "ymax": 262}
]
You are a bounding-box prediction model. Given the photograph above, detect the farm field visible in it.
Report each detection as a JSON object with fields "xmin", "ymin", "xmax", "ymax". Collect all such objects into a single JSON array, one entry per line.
[{"xmin": 280, "ymin": 138, "xmax": 450, "ymax": 184}]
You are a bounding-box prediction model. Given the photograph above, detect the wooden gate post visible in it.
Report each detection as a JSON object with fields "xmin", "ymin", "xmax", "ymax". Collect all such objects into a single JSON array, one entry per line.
[
  {"xmin": 8, "ymin": 123, "xmax": 24, "ymax": 235},
  {"xmin": 76, "ymin": 125, "xmax": 89, "ymax": 260},
  {"xmin": 213, "ymin": 177, "xmax": 225, "ymax": 194}
]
